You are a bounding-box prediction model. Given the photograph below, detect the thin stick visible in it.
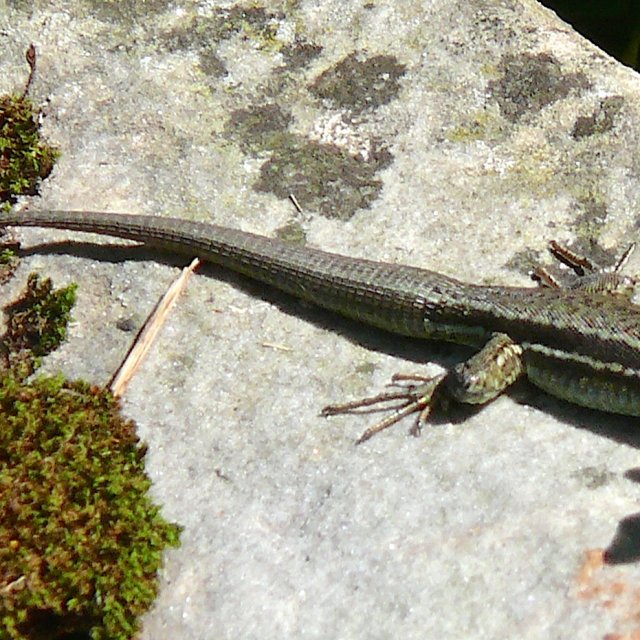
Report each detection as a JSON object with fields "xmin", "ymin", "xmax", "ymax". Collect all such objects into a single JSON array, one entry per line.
[{"xmin": 109, "ymin": 258, "xmax": 201, "ymax": 397}]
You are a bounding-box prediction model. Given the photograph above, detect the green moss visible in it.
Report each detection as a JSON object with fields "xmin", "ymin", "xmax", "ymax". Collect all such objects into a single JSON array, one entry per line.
[
  {"xmin": 0, "ymin": 94, "xmax": 58, "ymax": 204},
  {"xmin": 0, "ymin": 247, "xmax": 17, "ymax": 264},
  {"xmin": 0, "ymin": 44, "xmax": 181, "ymax": 637},
  {"xmin": 0, "ymin": 374, "xmax": 181, "ymax": 640},
  {"xmin": 3, "ymin": 273, "xmax": 77, "ymax": 374},
  {"xmin": 0, "ymin": 274, "xmax": 182, "ymax": 639},
  {"xmin": 0, "ymin": 246, "xmax": 19, "ymax": 285},
  {"xmin": 0, "ymin": 45, "xmax": 59, "ymax": 205}
]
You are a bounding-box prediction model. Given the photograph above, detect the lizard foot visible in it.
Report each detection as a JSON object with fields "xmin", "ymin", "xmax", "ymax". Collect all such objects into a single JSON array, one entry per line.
[
  {"xmin": 321, "ymin": 372, "xmax": 446, "ymax": 444},
  {"xmin": 531, "ymin": 240, "xmax": 636, "ymax": 295}
]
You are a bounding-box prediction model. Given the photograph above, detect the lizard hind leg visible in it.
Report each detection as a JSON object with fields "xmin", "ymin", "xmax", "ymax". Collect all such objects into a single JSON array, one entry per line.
[
  {"xmin": 532, "ymin": 240, "xmax": 637, "ymax": 297},
  {"xmin": 321, "ymin": 332, "xmax": 525, "ymax": 444},
  {"xmin": 320, "ymin": 372, "xmax": 447, "ymax": 444}
]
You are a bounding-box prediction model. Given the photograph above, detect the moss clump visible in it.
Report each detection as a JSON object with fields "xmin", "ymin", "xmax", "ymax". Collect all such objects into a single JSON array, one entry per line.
[
  {"xmin": 0, "ymin": 272, "xmax": 182, "ymax": 639},
  {"xmin": 2, "ymin": 273, "xmax": 77, "ymax": 375},
  {"xmin": 0, "ymin": 45, "xmax": 59, "ymax": 207},
  {"xmin": 0, "ymin": 374, "xmax": 182, "ymax": 640},
  {"xmin": 0, "ymin": 247, "xmax": 18, "ymax": 264},
  {"xmin": 0, "ymin": 246, "xmax": 19, "ymax": 285},
  {"xmin": 0, "ymin": 44, "xmax": 182, "ymax": 639},
  {"xmin": 0, "ymin": 93, "xmax": 58, "ymax": 204}
]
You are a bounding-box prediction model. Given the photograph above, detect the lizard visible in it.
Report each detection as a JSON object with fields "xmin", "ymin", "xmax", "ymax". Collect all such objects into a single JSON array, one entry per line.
[{"xmin": 2, "ymin": 207, "xmax": 640, "ymax": 443}]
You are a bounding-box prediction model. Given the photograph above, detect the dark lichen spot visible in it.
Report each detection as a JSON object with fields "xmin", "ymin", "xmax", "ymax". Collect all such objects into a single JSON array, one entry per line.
[
  {"xmin": 116, "ymin": 317, "xmax": 138, "ymax": 333},
  {"xmin": 536, "ymin": 236, "xmax": 617, "ymax": 286},
  {"xmin": 224, "ymin": 101, "xmax": 392, "ymax": 219},
  {"xmin": 83, "ymin": 0, "xmax": 171, "ymax": 23},
  {"xmin": 5, "ymin": 0, "xmax": 38, "ymax": 11},
  {"xmin": 215, "ymin": 4, "xmax": 284, "ymax": 42},
  {"xmin": 573, "ymin": 193, "xmax": 609, "ymax": 238},
  {"xmin": 280, "ymin": 39, "xmax": 323, "ymax": 70},
  {"xmin": 573, "ymin": 465, "xmax": 615, "ymax": 489},
  {"xmin": 310, "ymin": 53, "xmax": 407, "ymax": 113},
  {"xmin": 572, "ymin": 95, "xmax": 624, "ymax": 138},
  {"xmin": 225, "ymin": 104, "xmax": 293, "ymax": 152},
  {"xmin": 163, "ymin": 5, "xmax": 293, "ymax": 79},
  {"xmin": 505, "ymin": 235, "xmax": 616, "ymax": 285},
  {"xmin": 355, "ymin": 361, "xmax": 376, "ymax": 375},
  {"xmin": 275, "ymin": 220, "xmax": 307, "ymax": 245},
  {"xmin": 503, "ymin": 246, "xmax": 545, "ymax": 279},
  {"xmin": 255, "ymin": 138, "xmax": 392, "ymax": 220},
  {"xmin": 199, "ymin": 50, "xmax": 228, "ymax": 79},
  {"xmin": 164, "ymin": 4, "xmax": 283, "ymax": 53},
  {"xmin": 489, "ymin": 53, "xmax": 590, "ymax": 122}
]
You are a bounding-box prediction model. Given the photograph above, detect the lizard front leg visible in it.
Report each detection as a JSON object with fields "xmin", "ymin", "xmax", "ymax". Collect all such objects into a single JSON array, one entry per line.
[{"xmin": 322, "ymin": 333, "xmax": 525, "ymax": 444}]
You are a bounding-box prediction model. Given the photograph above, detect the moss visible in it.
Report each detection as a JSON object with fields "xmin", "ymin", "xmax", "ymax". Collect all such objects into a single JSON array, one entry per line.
[
  {"xmin": 0, "ymin": 43, "xmax": 181, "ymax": 638},
  {"xmin": 0, "ymin": 45, "xmax": 59, "ymax": 205},
  {"xmin": 0, "ymin": 374, "xmax": 181, "ymax": 640},
  {"xmin": 3, "ymin": 273, "xmax": 77, "ymax": 375},
  {"xmin": 0, "ymin": 274, "xmax": 182, "ymax": 639},
  {"xmin": 0, "ymin": 247, "xmax": 17, "ymax": 264},
  {"xmin": 0, "ymin": 93, "xmax": 58, "ymax": 204},
  {"xmin": 0, "ymin": 246, "xmax": 19, "ymax": 285}
]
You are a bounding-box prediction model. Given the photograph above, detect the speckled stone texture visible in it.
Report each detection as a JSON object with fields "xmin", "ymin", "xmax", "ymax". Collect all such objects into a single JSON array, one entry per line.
[{"xmin": 3, "ymin": 1, "xmax": 640, "ymax": 638}]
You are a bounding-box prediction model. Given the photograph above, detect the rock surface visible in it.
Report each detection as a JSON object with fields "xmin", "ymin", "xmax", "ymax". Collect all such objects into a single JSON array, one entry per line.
[{"xmin": 3, "ymin": 1, "xmax": 640, "ymax": 638}]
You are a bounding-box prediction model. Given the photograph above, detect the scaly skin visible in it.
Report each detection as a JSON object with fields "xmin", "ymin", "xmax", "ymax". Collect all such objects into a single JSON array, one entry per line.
[{"xmin": 3, "ymin": 208, "xmax": 640, "ymax": 434}]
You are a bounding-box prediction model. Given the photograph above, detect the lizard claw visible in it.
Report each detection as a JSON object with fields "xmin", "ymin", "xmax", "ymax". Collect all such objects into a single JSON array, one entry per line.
[{"xmin": 320, "ymin": 373, "xmax": 446, "ymax": 444}]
